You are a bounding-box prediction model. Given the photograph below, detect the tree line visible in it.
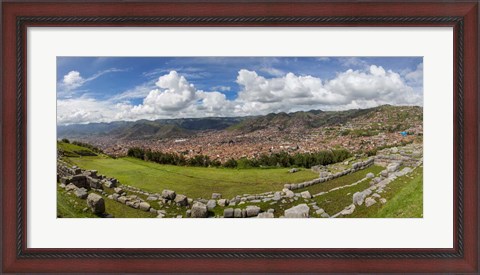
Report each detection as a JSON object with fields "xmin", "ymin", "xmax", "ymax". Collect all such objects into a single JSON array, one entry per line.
[{"xmin": 127, "ymin": 147, "xmax": 351, "ymax": 169}]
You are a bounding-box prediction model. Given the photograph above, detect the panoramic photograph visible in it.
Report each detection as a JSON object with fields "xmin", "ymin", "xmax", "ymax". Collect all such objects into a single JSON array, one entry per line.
[{"xmin": 56, "ymin": 57, "xmax": 423, "ymax": 218}]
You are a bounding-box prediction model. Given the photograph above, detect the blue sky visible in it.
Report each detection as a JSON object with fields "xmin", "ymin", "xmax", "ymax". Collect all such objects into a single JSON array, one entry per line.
[{"xmin": 57, "ymin": 57, "xmax": 423, "ymax": 125}]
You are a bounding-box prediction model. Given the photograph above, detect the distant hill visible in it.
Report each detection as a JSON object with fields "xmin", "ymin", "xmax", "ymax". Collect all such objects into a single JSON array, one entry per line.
[{"xmin": 57, "ymin": 105, "xmax": 422, "ymax": 140}]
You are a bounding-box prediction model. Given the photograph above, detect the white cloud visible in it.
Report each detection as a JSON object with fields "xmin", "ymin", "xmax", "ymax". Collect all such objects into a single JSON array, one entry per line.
[
  {"xmin": 404, "ymin": 62, "xmax": 423, "ymax": 87},
  {"xmin": 58, "ymin": 68, "xmax": 126, "ymax": 97},
  {"xmin": 63, "ymin": 71, "xmax": 84, "ymax": 86},
  {"xmin": 259, "ymin": 67, "xmax": 285, "ymax": 77},
  {"xmin": 57, "ymin": 97, "xmax": 118, "ymax": 125},
  {"xmin": 58, "ymin": 65, "xmax": 423, "ymax": 125}
]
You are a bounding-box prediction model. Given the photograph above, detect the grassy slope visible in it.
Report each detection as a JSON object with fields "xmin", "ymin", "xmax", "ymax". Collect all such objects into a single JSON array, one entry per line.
[
  {"xmin": 67, "ymin": 156, "xmax": 319, "ymax": 199},
  {"xmin": 348, "ymin": 166, "xmax": 423, "ymax": 218},
  {"xmin": 57, "ymin": 142, "xmax": 97, "ymax": 157},
  {"xmin": 57, "ymin": 185, "xmax": 156, "ymax": 218}
]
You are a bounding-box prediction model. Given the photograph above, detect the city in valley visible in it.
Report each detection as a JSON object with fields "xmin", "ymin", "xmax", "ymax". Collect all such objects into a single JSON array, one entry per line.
[{"xmin": 57, "ymin": 57, "xmax": 423, "ymax": 218}]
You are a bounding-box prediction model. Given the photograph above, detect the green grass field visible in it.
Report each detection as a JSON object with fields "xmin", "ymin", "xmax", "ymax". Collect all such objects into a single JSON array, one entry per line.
[
  {"xmin": 57, "ymin": 185, "xmax": 157, "ymax": 218},
  {"xmin": 67, "ymin": 156, "xmax": 319, "ymax": 198},
  {"xmin": 347, "ymin": 166, "xmax": 423, "ymax": 218}
]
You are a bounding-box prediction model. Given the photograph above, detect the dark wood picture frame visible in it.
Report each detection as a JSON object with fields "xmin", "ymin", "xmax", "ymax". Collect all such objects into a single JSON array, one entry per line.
[{"xmin": 1, "ymin": 1, "xmax": 478, "ymax": 273}]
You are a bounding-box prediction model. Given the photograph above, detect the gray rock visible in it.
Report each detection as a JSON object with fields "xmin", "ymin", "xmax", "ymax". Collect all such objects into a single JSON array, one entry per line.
[
  {"xmin": 86, "ymin": 193, "xmax": 105, "ymax": 214},
  {"xmin": 104, "ymin": 180, "xmax": 116, "ymax": 188},
  {"xmin": 366, "ymin": 172, "xmax": 375, "ymax": 178},
  {"xmin": 161, "ymin": 189, "xmax": 176, "ymax": 200},
  {"xmin": 212, "ymin": 193, "xmax": 222, "ymax": 199},
  {"xmin": 300, "ymin": 191, "xmax": 312, "ymax": 199},
  {"xmin": 267, "ymin": 208, "xmax": 275, "ymax": 214},
  {"xmin": 340, "ymin": 204, "xmax": 355, "ymax": 215},
  {"xmin": 65, "ymin": 183, "xmax": 78, "ymax": 192},
  {"xmin": 139, "ymin": 202, "xmax": 151, "ymax": 211},
  {"xmin": 289, "ymin": 168, "xmax": 299, "ymax": 173},
  {"xmin": 114, "ymin": 187, "xmax": 124, "ymax": 194},
  {"xmin": 365, "ymin": 197, "xmax": 376, "ymax": 207},
  {"xmin": 387, "ymin": 162, "xmax": 401, "ymax": 173},
  {"xmin": 218, "ymin": 199, "xmax": 229, "ymax": 207},
  {"xmin": 353, "ymin": 191, "xmax": 367, "ymax": 205},
  {"xmin": 284, "ymin": 184, "xmax": 291, "ymax": 190},
  {"xmin": 146, "ymin": 195, "xmax": 159, "ymax": 201},
  {"xmin": 87, "ymin": 177, "xmax": 102, "ymax": 189},
  {"xmin": 284, "ymin": 204, "xmax": 310, "ymax": 218},
  {"xmin": 257, "ymin": 212, "xmax": 274, "ymax": 218},
  {"xmin": 174, "ymin": 194, "xmax": 188, "ymax": 206},
  {"xmin": 234, "ymin": 208, "xmax": 242, "ymax": 218},
  {"xmin": 315, "ymin": 208, "xmax": 325, "ymax": 215},
  {"xmin": 380, "ymin": 198, "xmax": 387, "ymax": 204},
  {"xmin": 321, "ymin": 212, "xmax": 330, "ymax": 218},
  {"xmin": 241, "ymin": 208, "xmax": 247, "ymax": 218},
  {"xmin": 191, "ymin": 202, "xmax": 208, "ymax": 218},
  {"xmin": 206, "ymin": 199, "xmax": 217, "ymax": 210},
  {"xmin": 186, "ymin": 210, "xmax": 191, "ymax": 218},
  {"xmin": 273, "ymin": 192, "xmax": 282, "ymax": 201},
  {"xmin": 246, "ymin": 205, "xmax": 261, "ymax": 217},
  {"xmin": 284, "ymin": 190, "xmax": 295, "ymax": 198},
  {"xmin": 223, "ymin": 208, "xmax": 234, "ymax": 218},
  {"xmin": 117, "ymin": 196, "xmax": 128, "ymax": 204},
  {"xmin": 74, "ymin": 187, "xmax": 88, "ymax": 199},
  {"xmin": 380, "ymin": 170, "xmax": 389, "ymax": 177}
]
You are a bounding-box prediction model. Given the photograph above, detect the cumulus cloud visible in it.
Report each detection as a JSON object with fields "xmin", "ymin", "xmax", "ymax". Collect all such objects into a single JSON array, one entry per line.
[
  {"xmin": 58, "ymin": 68, "xmax": 126, "ymax": 97},
  {"xmin": 58, "ymin": 64, "xmax": 423, "ymax": 125},
  {"xmin": 63, "ymin": 71, "xmax": 84, "ymax": 89}
]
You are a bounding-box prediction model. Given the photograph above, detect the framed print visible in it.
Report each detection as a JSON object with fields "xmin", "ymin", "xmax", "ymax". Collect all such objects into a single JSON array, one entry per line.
[{"xmin": 1, "ymin": 1, "xmax": 478, "ymax": 273}]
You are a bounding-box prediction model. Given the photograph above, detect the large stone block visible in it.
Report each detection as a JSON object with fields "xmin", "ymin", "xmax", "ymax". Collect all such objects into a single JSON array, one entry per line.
[
  {"xmin": 223, "ymin": 208, "xmax": 234, "ymax": 218},
  {"xmin": 284, "ymin": 204, "xmax": 310, "ymax": 218},
  {"xmin": 174, "ymin": 194, "xmax": 188, "ymax": 206},
  {"xmin": 86, "ymin": 193, "xmax": 105, "ymax": 214},
  {"xmin": 245, "ymin": 206, "xmax": 261, "ymax": 217},
  {"xmin": 161, "ymin": 189, "xmax": 176, "ymax": 200},
  {"xmin": 191, "ymin": 202, "xmax": 208, "ymax": 218}
]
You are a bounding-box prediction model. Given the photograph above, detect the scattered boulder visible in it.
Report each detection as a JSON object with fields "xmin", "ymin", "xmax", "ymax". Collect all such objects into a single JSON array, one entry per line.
[
  {"xmin": 139, "ymin": 202, "xmax": 151, "ymax": 211},
  {"xmin": 223, "ymin": 208, "xmax": 234, "ymax": 218},
  {"xmin": 315, "ymin": 208, "xmax": 325, "ymax": 215},
  {"xmin": 186, "ymin": 210, "xmax": 191, "ymax": 218},
  {"xmin": 379, "ymin": 198, "xmax": 387, "ymax": 204},
  {"xmin": 257, "ymin": 212, "xmax": 274, "ymax": 218},
  {"xmin": 161, "ymin": 189, "xmax": 176, "ymax": 200},
  {"xmin": 353, "ymin": 192, "xmax": 367, "ymax": 205},
  {"xmin": 284, "ymin": 204, "xmax": 310, "ymax": 218},
  {"xmin": 65, "ymin": 183, "xmax": 78, "ymax": 192},
  {"xmin": 321, "ymin": 212, "xmax": 330, "ymax": 218},
  {"xmin": 114, "ymin": 187, "xmax": 124, "ymax": 194},
  {"xmin": 285, "ymin": 190, "xmax": 295, "ymax": 198},
  {"xmin": 300, "ymin": 191, "xmax": 312, "ymax": 199},
  {"xmin": 245, "ymin": 206, "xmax": 261, "ymax": 217},
  {"xmin": 86, "ymin": 193, "xmax": 105, "ymax": 214},
  {"xmin": 365, "ymin": 197, "xmax": 376, "ymax": 207},
  {"xmin": 146, "ymin": 195, "xmax": 158, "ymax": 201},
  {"xmin": 273, "ymin": 192, "xmax": 282, "ymax": 201},
  {"xmin": 87, "ymin": 177, "xmax": 102, "ymax": 189},
  {"xmin": 380, "ymin": 170, "xmax": 389, "ymax": 177},
  {"xmin": 74, "ymin": 188, "xmax": 88, "ymax": 199},
  {"xmin": 366, "ymin": 172, "xmax": 375, "ymax": 178},
  {"xmin": 104, "ymin": 180, "xmax": 116, "ymax": 188},
  {"xmin": 206, "ymin": 200, "xmax": 217, "ymax": 210},
  {"xmin": 289, "ymin": 168, "xmax": 299, "ymax": 173},
  {"xmin": 218, "ymin": 199, "xmax": 229, "ymax": 207},
  {"xmin": 174, "ymin": 194, "xmax": 188, "ymax": 206},
  {"xmin": 191, "ymin": 202, "xmax": 208, "ymax": 218},
  {"xmin": 212, "ymin": 193, "xmax": 222, "ymax": 199}
]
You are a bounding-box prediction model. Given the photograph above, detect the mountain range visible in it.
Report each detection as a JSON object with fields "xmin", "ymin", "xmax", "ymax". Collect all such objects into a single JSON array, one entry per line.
[{"xmin": 57, "ymin": 105, "xmax": 422, "ymax": 140}]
